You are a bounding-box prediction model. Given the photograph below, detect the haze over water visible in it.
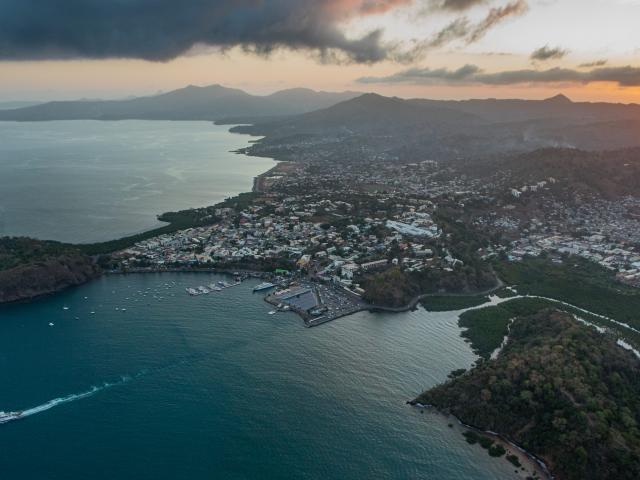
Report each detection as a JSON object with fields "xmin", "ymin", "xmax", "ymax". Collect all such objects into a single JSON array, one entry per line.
[
  {"xmin": 0, "ymin": 121, "xmax": 273, "ymax": 243},
  {"xmin": 0, "ymin": 273, "xmax": 521, "ymax": 480}
]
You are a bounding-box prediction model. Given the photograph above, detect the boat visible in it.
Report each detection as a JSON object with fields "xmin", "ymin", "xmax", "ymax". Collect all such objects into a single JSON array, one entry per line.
[
  {"xmin": 253, "ymin": 282, "xmax": 276, "ymax": 292},
  {"xmin": 185, "ymin": 288, "xmax": 199, "ymax": 296},
  {"xmin": 0, "ymin": 411, "xmax": 23, "ymax": 424},
  {"xmin": 62, "ymin": 306, "xmax": 69, "ymax": 310},
  {"xmin": 268, "ymin": 311, "xmax": 277, "ymax": 315},
  {"xmin": 197, "ymin": 286, "xmax": 210, "ymax": 294},
  {"xmin": 48, "ymin": 322, "xmax": 54, "ymax": 327}
]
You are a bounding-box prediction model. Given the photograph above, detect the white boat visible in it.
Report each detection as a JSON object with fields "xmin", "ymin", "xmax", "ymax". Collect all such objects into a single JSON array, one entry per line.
[
  {"xmin": 253, "ymin": 282, "xmax": 276, "ymax": 292},
  {"xmin": 268, "ymin": 311, "xmax": 277, "ymax": 315},
  {"xmin": 48, "ymin": 322, "xmax": 54, "ymax": 326},
  {"xmin": 62, "ymin": 306, "xmax": 69, "ymax": 310},
  {"xmin": 0, "ymin": 411, "xmax": 23, "ymax": 424}
]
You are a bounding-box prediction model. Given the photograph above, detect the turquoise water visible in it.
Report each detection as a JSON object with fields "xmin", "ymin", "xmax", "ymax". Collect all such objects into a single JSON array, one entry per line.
[
  {"xmin": 0, "ymin": 273, "xmax": 521, "ymax": 479},
  {"xmin": 0, "ymin": 121, "xmax": 272, "ymax": 243}
]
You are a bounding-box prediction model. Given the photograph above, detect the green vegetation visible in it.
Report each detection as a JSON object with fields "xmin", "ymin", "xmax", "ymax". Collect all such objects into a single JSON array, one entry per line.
[
  {"xmin": 458, "ymin": 297, "xmax": 560, "ymax": 359},
  {"xmin": 460, "ymin": 296, "xmax": 640, "ymax": 358},
  {"xmin": 463, "ymin": 431, "xmax": 478, "ymax": 445},
  {"xmin": 494, "ymin": 287, "xmax": 517, "ymax": 299},
  {"xmin": 506, "ymin": 454, "xmax": 521, "ymax": 468},
  {"xmin": 361, "ymin": 265, "xmax": 497, "ymax": 308},
  {"xmin": 496, "ymin": 257, "xmax": 640, "ymax": 329},
  {"xmin": 0, "ymin": 237, "xmax": 80, "ymax": 270},
  {"xmin": 419, "ymin": 310, "xmax": 640, "ymax": 480},
  {"xmin": 420, "ymin": 295, "xmax": 489, "ymax": 311},
  {"xmin": 488, "ymin": 444, "xmax": 506, "ymax": 457}
]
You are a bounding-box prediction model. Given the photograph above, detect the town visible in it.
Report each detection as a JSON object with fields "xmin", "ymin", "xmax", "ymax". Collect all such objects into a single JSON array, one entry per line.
[{"xmin": 112, "ymin": 151, "xmax": 640, "ymax": 323}]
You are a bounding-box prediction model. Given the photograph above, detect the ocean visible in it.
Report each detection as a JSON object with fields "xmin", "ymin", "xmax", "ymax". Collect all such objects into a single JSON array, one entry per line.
[
  {"xmin": 0, "ymin": 121, "xmax": 273, "ymax": 243},
  {"xmin": 0, "ymin": 273, "xmax": 522, "ymax": 479}
]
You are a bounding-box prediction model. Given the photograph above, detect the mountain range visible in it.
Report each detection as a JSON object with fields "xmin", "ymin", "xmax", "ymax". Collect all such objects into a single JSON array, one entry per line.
[
  {"xmin": 0, "ymin": 85, "xmax": 360, "ymax": 121},
  {"xmin": 2, "ymin": 86, "xmax": 640, "ymax": 155},
  {"xmin": 234, "ymin": 92, "xmax": 640, "ymax": 158}
]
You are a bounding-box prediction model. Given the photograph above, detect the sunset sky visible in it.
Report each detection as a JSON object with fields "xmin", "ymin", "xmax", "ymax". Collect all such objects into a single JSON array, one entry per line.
[{"xmin": 1, "ymin": 0, "xmax": 639, "ymax": 102}]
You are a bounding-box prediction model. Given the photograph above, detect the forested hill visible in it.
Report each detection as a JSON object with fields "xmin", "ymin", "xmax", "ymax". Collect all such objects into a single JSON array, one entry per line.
[
  {"xmin": 418, "ymin": 310, "xmax": 640, "ymax": 480},
  {"xmin": 0, "ymin": 238, "xmax": 101, "ymax": 303}
]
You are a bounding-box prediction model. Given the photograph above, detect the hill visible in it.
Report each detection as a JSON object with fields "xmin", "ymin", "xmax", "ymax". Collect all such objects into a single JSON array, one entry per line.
[
  {"xmin": 418, "ymin": 309, "xmax": 640, "ymax": 480},
  {"xmin": 0, "ymin": 85, "xmax": 360, "ymax": 122},
  {"xmin": 235, "ymin": 93, "xmax": 640, "ymax": 162}
]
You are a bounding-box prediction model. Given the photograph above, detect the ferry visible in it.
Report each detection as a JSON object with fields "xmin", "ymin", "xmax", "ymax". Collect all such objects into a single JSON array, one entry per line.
[
  {"xmin": 0, "ymin": 411, "xmax": 23, "ymax": 424},
  {"xmin": 253, "ymin": 282, "xmax": 276, "ymax": 292}
]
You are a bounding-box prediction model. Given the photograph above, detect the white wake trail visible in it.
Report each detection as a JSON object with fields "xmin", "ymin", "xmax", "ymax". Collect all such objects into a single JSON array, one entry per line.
[{"xmin": 4, "ymin": 375, "xmax": 132, "ymax": 423}]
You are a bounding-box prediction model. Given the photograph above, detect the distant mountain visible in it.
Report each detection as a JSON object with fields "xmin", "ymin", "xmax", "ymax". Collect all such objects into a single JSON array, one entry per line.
[
  {"xmin": 236, "ymin": 92, "xmax": 640, "ymax": 161},
  {"xmin": 0, "ymin": 85, "xmax": 361, "ymax": 122},
  {"xmin": 236, "ymin": 93, "xmax": 482, "ymax": 137},
  {"xmin": 412, "ymin": 94, "xmax": 640, "ymax": 124},
  {"xmin": 0, "ymin": 101, "xmax": 43, "ymax": 110}
]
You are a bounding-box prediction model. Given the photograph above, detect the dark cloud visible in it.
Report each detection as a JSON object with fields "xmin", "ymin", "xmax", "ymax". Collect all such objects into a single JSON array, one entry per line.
[
  {"xmin": 579, "ymin": 59, "xmax": 608, "ymax": 68},
  {"xmin": 432, "ymin": 0, "xmax": 487, "ymax": 11},
  {"xmin": 531, "ymin": 45, "xmax": 569, "ymax": 62},
  {"xmin": 357, "ymin": 65, "xmax": 640, "ymax": 87},
  {"xmin": 0, "ymin": 0, "xmax": 414, "ymax": 63},
  {"xmin": 358, "ymin": 64, "xmax": 482, "ymax": 83}
]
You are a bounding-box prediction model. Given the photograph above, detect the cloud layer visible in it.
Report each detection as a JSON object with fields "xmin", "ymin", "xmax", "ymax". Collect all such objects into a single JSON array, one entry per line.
[
  {"xmin": 358, "ymin": 64, "xmax": 640, "ymax": 86},
  {"xmin": 0, "ymin": 0, "xmax": 414, "ymax": 63},
  {"xmin": 531, "ymin": 45, "xmax": 569, "ymax": 62}
]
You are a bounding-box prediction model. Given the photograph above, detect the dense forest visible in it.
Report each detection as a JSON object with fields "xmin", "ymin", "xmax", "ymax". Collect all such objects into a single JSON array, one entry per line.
[{"xmin": 418, "ymin": 310, "xmax": 640, "ymax": 480}]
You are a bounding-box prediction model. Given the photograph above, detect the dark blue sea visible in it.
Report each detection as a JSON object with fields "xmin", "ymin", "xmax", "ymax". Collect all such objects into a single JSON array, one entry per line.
[{"xmin": 0, "ymin": 273, "xmax": 521, "ymax": 479}]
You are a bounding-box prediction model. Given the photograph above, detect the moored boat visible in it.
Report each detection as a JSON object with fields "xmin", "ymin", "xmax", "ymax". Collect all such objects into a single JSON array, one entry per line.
[{"xmin": 253, "ymin": 282, "xmax": 276, "ymax": 292}]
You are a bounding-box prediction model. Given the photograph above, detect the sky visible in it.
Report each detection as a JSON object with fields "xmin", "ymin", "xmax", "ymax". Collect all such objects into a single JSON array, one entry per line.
[{"xmin": 1, "ymin": 0, "xmax": 639, "ymax": 102}]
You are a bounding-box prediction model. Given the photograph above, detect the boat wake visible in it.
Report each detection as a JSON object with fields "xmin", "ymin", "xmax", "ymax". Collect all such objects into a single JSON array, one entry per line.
[{"xmin": 1, "ymin": 375, "xmax": 132, "ymax": 425}]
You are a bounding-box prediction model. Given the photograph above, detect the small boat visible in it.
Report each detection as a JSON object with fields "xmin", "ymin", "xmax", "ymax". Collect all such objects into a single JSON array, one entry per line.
[
  {"xmin": 62, "ymin": 306, "xmax": 69, "ymax": 311},
  {"xmin": 0, "ymin": 411, "xmax": 23, "ymax": 424},
  {"xmin": 90, "ymin": 311, "xmax": 96, "ymax": 315},
  {"xmin": 121, "ymin": 308, "xmax": 127, "ymax": 312},
  {"xmin": 48, "ymin": 322, "xmax": 54, "ymax": 327},
  {"xmin": 268, "ymin": 311, "xmax": 277, "ymax": 315},
  {"xmin": 253, "ymin": 282, "xmax": 276, "ymax": 292}
]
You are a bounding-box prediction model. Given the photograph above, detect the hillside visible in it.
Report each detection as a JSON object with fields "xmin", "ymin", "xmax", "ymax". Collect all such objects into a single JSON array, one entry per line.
[
  {"xmin": 235, "ymin": 93, "xmax": 640, "ymax": 162},
  {"xmin": 0, "ymin": 85, "xmax": 360, "ymax": 122},
  {"xmin": 0, "ymin": 237, "xmax": 101, "ymax": 303},
  {"xmin": 418, "ymin": 310, "xmax": 640, "ymax": 480}
]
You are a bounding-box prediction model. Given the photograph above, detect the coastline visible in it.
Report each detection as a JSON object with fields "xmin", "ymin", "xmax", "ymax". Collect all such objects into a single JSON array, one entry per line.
[
  {"xmin": 408, "ymin": 403, "xmax": 554, "ymax": 480},
  {"xmin": 0, "ymin": 123, "xmax": 277, "ymax": 306}
]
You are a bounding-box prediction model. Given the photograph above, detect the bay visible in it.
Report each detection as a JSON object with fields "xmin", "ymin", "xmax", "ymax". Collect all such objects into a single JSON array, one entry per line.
[
  {"xmin": 0, "ymin": 273, "xmax": 521, "ymax": 480},
  {"xmin": 0, "ymin": 121, "xmax": 272, "ymax": 243}
]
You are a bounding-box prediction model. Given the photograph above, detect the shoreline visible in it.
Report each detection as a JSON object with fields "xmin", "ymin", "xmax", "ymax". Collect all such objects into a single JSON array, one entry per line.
[{"xmin": 408, "ymin": 403, "xmax": 554, "ymax": 480}]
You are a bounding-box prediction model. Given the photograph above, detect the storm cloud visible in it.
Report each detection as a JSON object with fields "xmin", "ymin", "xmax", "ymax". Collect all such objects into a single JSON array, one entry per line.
[
  {"xmin": 0, "ymin": 0, "xmax": 414, "ymax": 63},
  {"xmin": 358, "ymin": 64, "xmax": 640, "ymax": 87},
  {"xmin": 531, "ymin": 45, "xmax": 569, "ymax": 62}
]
